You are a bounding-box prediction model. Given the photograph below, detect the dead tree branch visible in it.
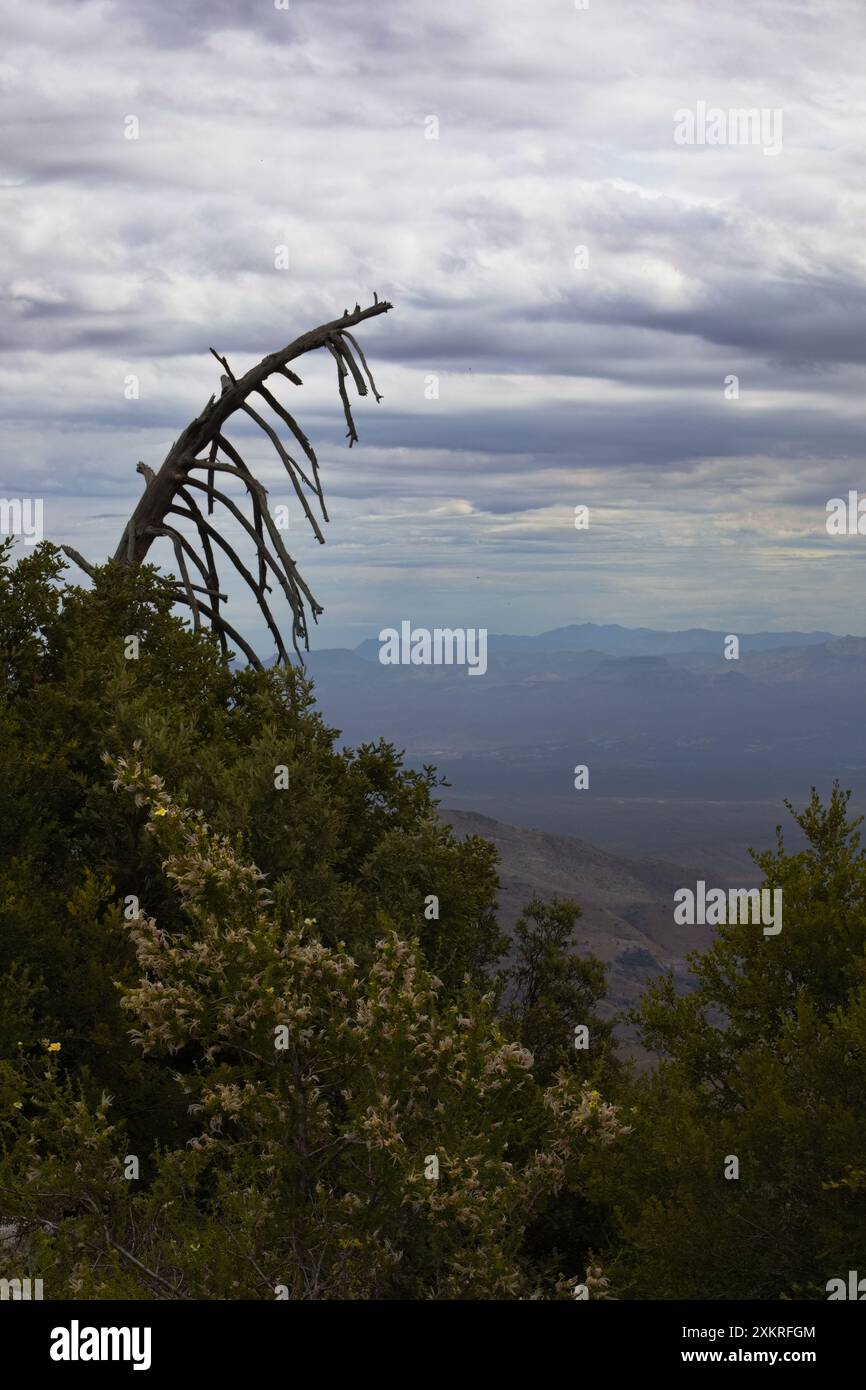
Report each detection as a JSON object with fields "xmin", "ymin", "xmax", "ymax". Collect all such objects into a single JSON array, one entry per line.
[{"xmin": 62, "ymin": 298, "xmax": 392, "ymax": 662}]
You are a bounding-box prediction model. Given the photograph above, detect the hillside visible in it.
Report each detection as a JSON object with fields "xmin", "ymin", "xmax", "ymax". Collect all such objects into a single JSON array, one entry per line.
[{"xmin": 439, "ymin": 807, "xmax": 714, "ymax": 1058}]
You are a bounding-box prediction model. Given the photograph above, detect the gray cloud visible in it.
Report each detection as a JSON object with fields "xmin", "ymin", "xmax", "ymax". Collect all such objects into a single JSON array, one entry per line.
[{"xmin": 2, "ymin": 0, "xmax": 866, "ymax": 655}]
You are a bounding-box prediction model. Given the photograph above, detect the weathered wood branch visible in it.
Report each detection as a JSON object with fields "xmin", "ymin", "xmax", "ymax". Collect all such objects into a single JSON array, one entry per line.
[
  {"xmin": 61, "ymin": 545, "xmax": 97, "ymax": 579},
  {"xmin": 114, "ymin": 299, "xmax": 390, "ymax": 569},
  {"xmin": 62, "ymin": 298, "xmax": 392, "ymax": 663}
]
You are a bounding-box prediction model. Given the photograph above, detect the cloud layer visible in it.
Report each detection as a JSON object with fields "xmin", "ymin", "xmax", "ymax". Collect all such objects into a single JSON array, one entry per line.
[{"xmin": 2, "ymin": 0, "xmax": 865, "ymax": 651}]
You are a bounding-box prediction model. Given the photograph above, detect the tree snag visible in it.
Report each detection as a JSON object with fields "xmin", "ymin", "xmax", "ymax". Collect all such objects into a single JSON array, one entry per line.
[{"xmin": 63, "ymin": 297, "xmax": 393, "ymax": 667}]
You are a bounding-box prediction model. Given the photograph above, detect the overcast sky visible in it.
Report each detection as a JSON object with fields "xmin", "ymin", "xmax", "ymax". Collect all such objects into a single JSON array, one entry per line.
[{"xmin": 3, "ymin": 0, "xmax": 866, "ymax": 653}]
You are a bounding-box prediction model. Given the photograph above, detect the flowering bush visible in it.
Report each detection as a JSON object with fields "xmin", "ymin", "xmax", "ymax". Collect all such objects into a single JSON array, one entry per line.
[{"xmin": 0, "ymin": 749, "xmax": 626, "ymax": 1299}]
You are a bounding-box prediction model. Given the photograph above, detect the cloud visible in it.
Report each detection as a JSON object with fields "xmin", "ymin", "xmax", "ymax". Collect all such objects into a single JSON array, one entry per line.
[{"xmin": 2, "ymin": 0, "xmax": 866, "ymax": 654}]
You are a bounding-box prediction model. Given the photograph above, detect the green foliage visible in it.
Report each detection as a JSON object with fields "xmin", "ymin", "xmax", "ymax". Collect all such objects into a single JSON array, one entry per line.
[
  {"xmin": 599, "ymin": 785, "xmax": 866, "ymax": 1299},
  {"xmin": 6, "ymin": 539, "xmax": 863, "ymax": 1301},
  {"xmin": 502, "ymin": 895, "xmax": 618, "ymax": 1088},
  {"xmin": 0, "ymin": 542, "xmax": 621, "ymax": 1298},
  {"xmin": 0, "ymin": 755, "xmax": 625, "ymax": 1299},
  {"xmin": 0, "ymin": 543, "xmax": 505, "ymax": 1083},
  {"xmin": 498, "ymin": 895, "xmax": 622, "ymax": 1278}
]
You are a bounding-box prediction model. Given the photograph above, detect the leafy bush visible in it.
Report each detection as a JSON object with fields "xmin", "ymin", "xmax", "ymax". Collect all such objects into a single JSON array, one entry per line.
[{"xmin": 0, "ymin": 542, "xmax": 623, "ymax": 1298}]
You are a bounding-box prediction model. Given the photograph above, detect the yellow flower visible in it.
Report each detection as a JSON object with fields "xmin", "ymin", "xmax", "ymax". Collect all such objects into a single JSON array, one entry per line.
[
  {"xmin": 153, "ymin": 806, "xmax": 168, "ymax": 818},
  {"xmin": 47, "ymin": 1042, "xmax": 61, "ymax": 1052}
]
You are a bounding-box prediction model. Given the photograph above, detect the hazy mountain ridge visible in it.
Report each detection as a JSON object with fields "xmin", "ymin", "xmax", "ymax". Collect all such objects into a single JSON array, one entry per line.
[
  {"xmin": 356, "ymin": 621, "xmax": 843, "ymax": 663},
  {"xmin": 291, "ymin": 622, "xmax": 863, "ymax": 875}
]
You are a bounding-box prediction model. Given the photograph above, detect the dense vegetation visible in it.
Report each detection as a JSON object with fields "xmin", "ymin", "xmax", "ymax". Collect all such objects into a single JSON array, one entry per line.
[{"xmin": 1, "ymin": 540, "xmax": 864, "ymax": 1298}]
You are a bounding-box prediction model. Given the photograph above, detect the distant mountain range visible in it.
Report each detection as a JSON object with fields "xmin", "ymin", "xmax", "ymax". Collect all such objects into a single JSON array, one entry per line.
[
  {"xmin": 356, "ymin": 622, "xmax": 844, "ymax": 662},
  {"xmin": 261, "ymin": 620, "xmax": 866, "ymax": 893},
  {"xmin": 290, "ymin": 622, "xmax": 865, "ymax": 873}
]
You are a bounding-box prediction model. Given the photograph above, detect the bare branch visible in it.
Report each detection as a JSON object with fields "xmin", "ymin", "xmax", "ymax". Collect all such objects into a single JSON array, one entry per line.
[
  {"xmin": 168, "ymin": 594, "xmax": 264, "ymax": 670},
  {"xmin": 146, "ymin": 522, "xmax": 212, "ymax": 589},
  {"xmin": 136, "ymin": 461, "xmax": 157, "ymax": 488},
  {"xmin": 237, "ymin": 403, "xmax": 325, "ymax": 543},
  {"xmin": 168, "ymin": 500, "xmax": 291, "ymax": 664},
  {"xmin": 146, "ymin": 522, "xmax": 214, "ymax": 633},
  {"xmin": 342, "ymin": 330, "xmax": 383, "ymax": 402},
  {"xmin": 333, "ymin": 333, "xmax": 367, "ymax": 397},
  {"xmin": 102, "ymin": 297, "xmax": 392, "ymax": 660},
  {"xmin": 170, "ymin": 533, "xmax": 200, "ymax": 630},
  {"xmin": 209, "ymin": 347, "xmax": 237, "ymax": 384},
  {"xmin": 277, "ymin": 366, "xmax": 303, "ymax": 387},
  {"xmin": 61, "ymin": 546, "xmax": 97, "ymax": 579},
  {"xmin": 252, "ymin": 386, "xmax": 327, "ymax": 518},
  {"xmin": 166, "ymin": 581, "xmax": 228, "ymax": 600},
  {"xmin": 176, "ymin": 486, "xmax": 227, "ymax": 658},
  {"xmin": 252, "ymin": 384, "xmax": 317, "ymax": 491},
  {"xmin": 214, "ymin": 434, "xmax": 322, "ymax": 616},
  {"xmin": 327, "ymin": 338, "xmax": 358, "ymax": 445}
]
